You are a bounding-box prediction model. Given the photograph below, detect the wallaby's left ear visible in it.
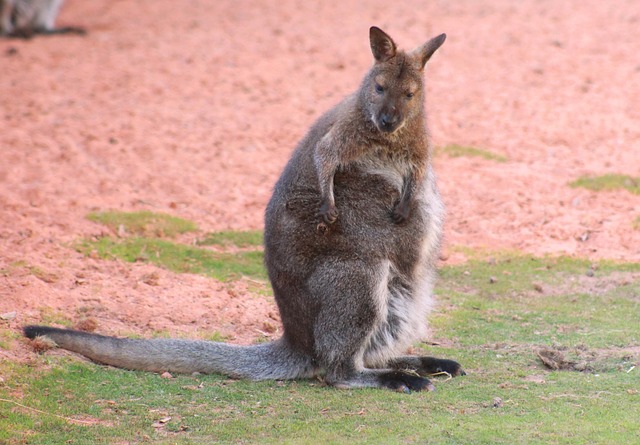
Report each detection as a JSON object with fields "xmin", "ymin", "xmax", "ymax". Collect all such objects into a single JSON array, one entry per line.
[{"xmin": 412, "ymin": 33, "xmax": 446, "ymax": 69}]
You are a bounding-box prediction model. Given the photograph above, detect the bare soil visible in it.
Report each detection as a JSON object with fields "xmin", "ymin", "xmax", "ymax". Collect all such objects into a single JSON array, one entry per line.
[{"xmin": 1, "ymin": 0, "xmax": 639, "ymax": 362}]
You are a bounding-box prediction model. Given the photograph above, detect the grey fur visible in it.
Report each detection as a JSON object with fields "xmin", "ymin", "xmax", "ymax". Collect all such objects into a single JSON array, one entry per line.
[{"xmin": 24, "ymin": 27, "xmax": 464, "ymax": 392}]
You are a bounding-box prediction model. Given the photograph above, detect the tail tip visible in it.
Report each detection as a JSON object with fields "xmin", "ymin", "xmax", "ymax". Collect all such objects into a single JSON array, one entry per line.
[{"xmin": 23, "ymin": 325, "xmax": 50, "ymax": 339}]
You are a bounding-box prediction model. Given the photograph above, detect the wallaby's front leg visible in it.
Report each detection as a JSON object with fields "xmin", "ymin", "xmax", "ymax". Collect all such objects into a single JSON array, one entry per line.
[
  {"xmin": 313, "ymin": 136, "xmax": 340, "ymax": 226},
  {"xmin": 318, "ymin": 181, "xmax": 338, "ymax": 225},
  {"xmin": 392, "ymin": 173, "xmax": 417, "ymax": 223}
]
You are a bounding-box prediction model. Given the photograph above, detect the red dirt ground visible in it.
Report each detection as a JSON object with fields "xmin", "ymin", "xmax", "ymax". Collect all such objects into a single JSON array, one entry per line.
[{"xmin": 1, "ymin": 0, "xmax": 639, "ymax": 363}]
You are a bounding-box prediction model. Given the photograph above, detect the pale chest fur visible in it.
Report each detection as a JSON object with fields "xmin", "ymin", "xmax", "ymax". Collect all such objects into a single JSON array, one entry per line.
[{"xmin": 346, "ymin": 144, "xmax": 419, "ymax": 194}]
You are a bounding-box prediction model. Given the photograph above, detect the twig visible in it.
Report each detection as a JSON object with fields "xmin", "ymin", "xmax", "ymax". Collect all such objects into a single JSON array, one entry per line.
[
  {"xmin": 0, "ymin": 398, "xmax": 94, "ymax": 425},
  {"xmin": 428, "ymin": 371, "xmax": 453, "ymax": 382}
]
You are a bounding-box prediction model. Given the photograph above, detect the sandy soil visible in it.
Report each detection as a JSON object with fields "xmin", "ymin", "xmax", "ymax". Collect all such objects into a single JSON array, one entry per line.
[{"xmin": 1, "ymin": 0, "xmax": 639, "ymax": 362}]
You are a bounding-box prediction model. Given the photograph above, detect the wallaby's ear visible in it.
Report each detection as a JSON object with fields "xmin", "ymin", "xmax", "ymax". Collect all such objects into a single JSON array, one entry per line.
[
  {"xmin": 369, "ymin": 26, "xmax": 397, "ymax": 62},
  {"xmin": 412, "ymin": 33, "xmax": 446, "ymax": 69}
]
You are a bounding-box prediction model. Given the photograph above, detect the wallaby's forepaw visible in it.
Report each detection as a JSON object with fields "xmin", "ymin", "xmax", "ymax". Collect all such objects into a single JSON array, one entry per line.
[
  {"xmin": 391, "ymin": 200, "xmax": 411, "ymax": 224},
  {"xmin": 379, "ymin": 371, "xmax": 435, "ymax": 393},
  {"xmin": 318, "ymin": 201, "xmax": 339, "ymax": 225}
]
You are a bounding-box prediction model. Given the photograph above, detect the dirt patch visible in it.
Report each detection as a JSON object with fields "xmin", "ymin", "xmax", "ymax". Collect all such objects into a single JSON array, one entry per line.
[
  {"xmin": 536, "ymin": 345, "xmax": 639, "ymax": 373},
  {"xmin": 1, "ymin": 0, "xmax": 639, "ymax": 363},
  {"xmin": 537, "ymin": 347, "xmax": 584, "ymax": 371},
  {"xmin": 528, "ymin": 270, "xmax": 640, "ymax": 299}
]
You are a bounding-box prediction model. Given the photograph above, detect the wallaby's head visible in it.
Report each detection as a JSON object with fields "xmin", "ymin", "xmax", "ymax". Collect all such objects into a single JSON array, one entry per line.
[{"xmin": 361, "ymin": 27, "xmax": 446, "ymax": 134}]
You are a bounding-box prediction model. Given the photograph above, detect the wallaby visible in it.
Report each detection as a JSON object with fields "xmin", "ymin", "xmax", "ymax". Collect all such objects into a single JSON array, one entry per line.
[
  {"xmin": 0, "ymin": 0, "xmax": 85, "ymax": 38},
  {"xmin": 24, "ymin": 27, "xmax": 465, "ymax": 393}
]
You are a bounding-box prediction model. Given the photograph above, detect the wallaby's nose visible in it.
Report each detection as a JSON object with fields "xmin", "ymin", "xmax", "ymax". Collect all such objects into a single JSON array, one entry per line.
[{"xmin": 380, "ymin": 113, "xmax": 399, "ymax": 132}]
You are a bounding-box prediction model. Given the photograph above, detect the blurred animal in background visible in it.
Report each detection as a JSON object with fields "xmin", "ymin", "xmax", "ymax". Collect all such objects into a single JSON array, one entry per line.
[{"xmin": 0, "ymin": 0, "xmax": 85, "ymax": 38}]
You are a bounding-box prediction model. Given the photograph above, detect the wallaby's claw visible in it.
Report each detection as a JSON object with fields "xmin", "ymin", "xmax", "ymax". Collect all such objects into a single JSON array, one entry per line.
[
  {"xmin": 324, "ymin": 210, "xmax": 338, "ymax": 224},
  {"xmin": 319, "ymin": 202, "xmax": 339, "ymax": 225},
  {"xmin": 391, "ymin": 201, "xmax": 410, "ymax": 224}
]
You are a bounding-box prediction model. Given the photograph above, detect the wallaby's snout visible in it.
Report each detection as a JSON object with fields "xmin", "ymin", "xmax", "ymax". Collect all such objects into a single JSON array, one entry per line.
[{"xmin": 378, "ymin": 107, "xmax": 402, "ymax": 133}]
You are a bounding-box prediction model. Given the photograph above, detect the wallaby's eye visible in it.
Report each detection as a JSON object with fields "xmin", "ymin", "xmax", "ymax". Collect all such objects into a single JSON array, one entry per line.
[
  {"xmin": 375, "ymin": 84, "xmax": 384, "ymax": 94},
  {"xmin": 406, "ymin": 92, "xmax": 415, "ymax": 99}
]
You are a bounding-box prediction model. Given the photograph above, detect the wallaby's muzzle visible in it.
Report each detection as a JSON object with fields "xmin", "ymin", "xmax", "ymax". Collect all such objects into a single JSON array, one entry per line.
[{"xmin": 378, "ymin": 112, "xmax": 401, "ymax": 133}]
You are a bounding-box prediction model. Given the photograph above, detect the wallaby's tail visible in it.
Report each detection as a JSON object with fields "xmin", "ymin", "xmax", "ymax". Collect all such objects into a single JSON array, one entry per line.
[{"xmin": 23, "ymin": 325, "xmax": 317, "ymax": 380}]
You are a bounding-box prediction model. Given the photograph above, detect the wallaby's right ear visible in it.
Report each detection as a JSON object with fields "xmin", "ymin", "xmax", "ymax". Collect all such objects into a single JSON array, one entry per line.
[
  {"xmin": 370, "ymin": 26, "xmax": 397, "ymax": 62},
  {"xmin": 412, "ymin": 33, "xmax": 447, "ymax": 69}
]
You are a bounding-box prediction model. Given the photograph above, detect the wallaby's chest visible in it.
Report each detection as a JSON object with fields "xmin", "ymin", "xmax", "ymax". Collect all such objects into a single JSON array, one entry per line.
[{"xmin": 347, "ymin": 144, "xmax": 417, "ymax": 192}]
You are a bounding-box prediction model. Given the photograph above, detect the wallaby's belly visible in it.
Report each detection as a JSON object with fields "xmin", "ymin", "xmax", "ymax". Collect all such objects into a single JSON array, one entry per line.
[{"xmin": 264, "ymin": 163, "xmax": 443, "ymax": 355}]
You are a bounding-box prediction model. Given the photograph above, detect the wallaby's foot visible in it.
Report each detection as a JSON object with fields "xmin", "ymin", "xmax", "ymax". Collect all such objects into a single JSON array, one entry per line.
[
  {"xmin": 425, "ymin": 357, "xmax": 466, "ymax": 376},
  {"xmin": 7, "ymin": 29, "xmax": 34, "ymax": 39},
  {"xmin": 47, "ymin": 26, "xmax": 87, "ymax": 36},
  {"xmin": 326, "ymin": 368, "xmax": 435, "ymax": 393},
  {"xmin": 318, "ymin": 200, "xmax": 339, "ymax": 225},
  {"xmin": 391, "ymin": 199, "xmax": 411, "ymax": 224},
  {"xmin": 6, "ymin": 26, "xmax": 87, "ymax": 39},
  {"xmin": 378, "ymin": 370, "xmax": 435, "ymax": 393},
  {"xmin": 389, "ymin": 356, "xmax": 466, "ymax": 377}
]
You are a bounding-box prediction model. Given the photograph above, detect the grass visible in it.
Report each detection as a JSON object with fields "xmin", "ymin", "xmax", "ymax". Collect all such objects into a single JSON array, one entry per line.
[
  {"xmin": 4, "ymin": 220, "xmax": 639, "ymax": 444},
  {"xmin": 1, "ymin": 260, "xmax": 59, "ymax": 283},
  {"xmin": 197, "ymin": 230, "xmax": 264, "ymax": 248},
  {"xmin": 569, "ymin": 174, "xmax": 640, "ymax": 195},
  {"xmin": 79, "ymin": 211, "xmax": 267, "ymax": 282},
  {"xmin": 87, "ymin": 210, "xmax": 198, "ymax": 237},
  {"xmin": 634, "ymin": 216, "xmax": 640, "ymax": 230},
  {"xmin": 77, "ymin": 237, "xmax": 267, "ymax": 282},
  {"xmin": 438, "ymin": 144, "xmax": 507, "ymax": 162}
]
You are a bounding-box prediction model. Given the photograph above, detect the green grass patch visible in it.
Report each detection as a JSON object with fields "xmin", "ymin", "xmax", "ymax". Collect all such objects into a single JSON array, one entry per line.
[
  {"xmin": 87, "ymin": 210, "xmax": 198, "ymax": 237},
  {"xmin": 77, "ymin": 237, "xmax": 266, "ymax": 282},
  {"xmin": 2, "ymin": 260, "xmax": 59, "ymax": 283},
  {"xmin": 438, "ymin": 144, "xmax": 507, "ymax": 162},
  {"xmin": 633, "ymin": 216, "xmax": 640, "ymax": 230},
  {"xmin": 6, "ymin": 251, "xmax": 639, "ymax": 444},
  {"xmin": 198, "ymin": 230, "xmax": 264, "ymax": 248},
  {"xmin": 569, "ymin": 174, "xmax": 640, "ymax": 195}
]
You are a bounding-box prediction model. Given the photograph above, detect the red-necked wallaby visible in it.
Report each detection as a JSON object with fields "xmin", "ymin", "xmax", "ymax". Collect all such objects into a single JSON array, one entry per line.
[
  {"xmin": 24, "ymin": 26, "xmax": 464, "ymax": 393},
  {"xmin": 1, "ymin": 0, "xmax": 85, "ymax": 38}
]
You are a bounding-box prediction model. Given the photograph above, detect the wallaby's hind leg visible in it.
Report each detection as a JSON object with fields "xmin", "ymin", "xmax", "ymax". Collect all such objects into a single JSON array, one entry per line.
[
  {"xmin": 308, "ymin": 260, "xmax": 434, "ymax": 392},
  {"xmin": 388, "ymin": 356, "xmax": 466, "ymax": 377}
]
